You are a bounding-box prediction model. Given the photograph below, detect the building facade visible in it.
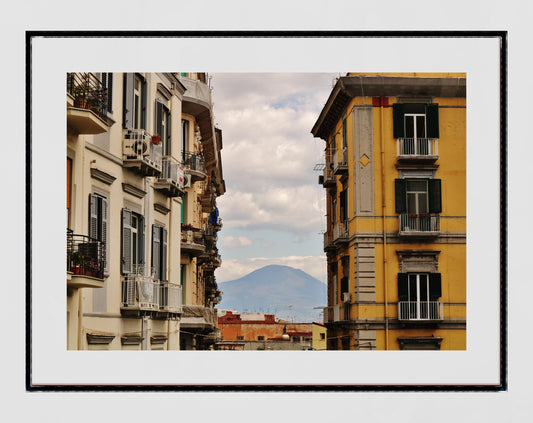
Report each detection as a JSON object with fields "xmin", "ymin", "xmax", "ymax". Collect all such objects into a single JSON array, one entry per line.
[
  {"xmin": 312, "ymin": 73, "xmax": 466, "ymax": 350},
  {"xmin": 66, "ymin": 72, "xmax": 224, "ymax": 350},
  {"xmin": 216, "ymin": 311, "xmax": 313, "ymax": 350}
]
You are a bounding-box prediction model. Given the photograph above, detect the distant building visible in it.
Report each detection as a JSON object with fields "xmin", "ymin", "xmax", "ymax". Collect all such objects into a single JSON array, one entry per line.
[
  {"xmin": 216, "ymin": 311, "xmax": 313, "ymax": 350},
  {"xmin": 311, "ymin": 73, "xmax": 466, "ymax": 350},
  {"xmin": 312, "ymin": 322, "xmax": 327, "ymax": 350}
]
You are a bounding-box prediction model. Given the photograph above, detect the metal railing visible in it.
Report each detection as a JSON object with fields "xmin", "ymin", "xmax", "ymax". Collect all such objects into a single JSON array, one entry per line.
[
  {"xmin": 323, "ymin": 304, "xmax": 349, "ymax": 323},
  {"xmin": 333, "ymin": 148, "xmax": 348, "ymax": 172},
  {"xmin": 67, "ymin": 73, "xmax": 108, "ymax": 119},
  {"xmin": 399, "ymin": 213, "xmax": 440, "ymax": 233},
  {"xmin": 333, "ymin": 220, "xmax": 349, "ymax": 242},
  {"xmin": 397, "ymin": 138, "xmax": 438, "ymax": 157},
  {"xmin": 123, "ymin": 129, "xmax": 162, "ymax": 171},
  {"xmin": 183, "ymin": 152, "xmax": 206, "ymax": 174},
  {"xmin": 158, "ymin": 156, "xmax": 184, "ymax": 188},
  {"xmin": 121, "ymin": 265, "xmax": 158, "ymax": 311},
  {"xmin": 67, "ymin": 230, "xmax": 105, "ymax": 279},
  {"xmin": 181, "ymin": 226, "xmax": 205, "ymax": 247},
  {"xmin": 159, "ymin": 282, "xmax": 182, "ymax": 313},
  {"xmin": 398, "ymin": 301, "xmax": 443, "ymax": 321}
]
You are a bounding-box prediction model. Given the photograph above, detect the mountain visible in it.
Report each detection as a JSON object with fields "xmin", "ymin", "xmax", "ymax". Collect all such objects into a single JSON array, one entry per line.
[{"xmin": 217, "ymin": 265, "xmax": 327, "ymax": 323}]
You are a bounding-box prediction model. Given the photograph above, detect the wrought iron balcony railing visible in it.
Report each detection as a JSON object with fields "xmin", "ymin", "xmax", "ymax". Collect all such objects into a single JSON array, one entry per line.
[
  {"xmin": 67, "ymin": 230, "xmax": 105, "ymax": 279},
  {"xmin": 398, "ymin": 301, "xmax": 443, "ymax": 321},
  {"xmin": 159, "ymin": 282, "xmax": 182, "ymax": 313},
  {"xmin": 332, "ymin": 220, "xmax": 349, "ymax": 242},
  {"xmin": 121, "ymin": 265, "xmax": 159, "ymax": 311},
  {"xmin": 323, "ymin": 304, "xmax": 350, "ymax": 324},
  {"xmin": 333, "ymin": 148, "xmax": 348, "ymax": 174},
  {"xmin": 399, "ymin": 213, "xmax": 440, "ymax": 235},
  {"xmin": 397, "ymin": 138, "xmax": 438, "ymax": 159},
  {"xmin": 183, "ymin": 152, "xmax": 206, "ymax": 175},
  {"xmin": 67, "ymin": 73, "xmax": 108, "ymax": 120}
]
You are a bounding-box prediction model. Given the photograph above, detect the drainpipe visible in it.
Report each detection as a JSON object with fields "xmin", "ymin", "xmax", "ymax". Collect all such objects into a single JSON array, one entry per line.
[{"xmin": 380, "ymin": 97, "xmax": 389, "ymax": 350}]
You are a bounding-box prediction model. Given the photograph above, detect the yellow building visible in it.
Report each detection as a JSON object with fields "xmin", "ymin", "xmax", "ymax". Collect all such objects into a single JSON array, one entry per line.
[
  {"xmin": 66, "ymin": 72, "xmax": 224, "ymax": 350},
  {"xmin": 311, "ymin": 73, "xmax": 466, "ymax": 350},
  {"xmin": 312, "ymin": 322, "xmax": 327, "ymax": 350}
]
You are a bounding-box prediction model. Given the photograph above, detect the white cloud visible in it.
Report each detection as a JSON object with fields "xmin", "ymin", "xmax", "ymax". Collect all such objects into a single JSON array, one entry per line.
[
  {"xmin": 215, "ymin": 255, "xmax": 327, "ymax": 283},
  {"xmin": 223, "ymin": 235, "xmax": 253, "ymax": 248}
]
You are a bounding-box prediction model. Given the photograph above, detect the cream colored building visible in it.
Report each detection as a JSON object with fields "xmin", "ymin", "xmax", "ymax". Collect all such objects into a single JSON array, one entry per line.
[{"xmin": 66, "ymin": 72, "xmax": 225, "ymax": 350}]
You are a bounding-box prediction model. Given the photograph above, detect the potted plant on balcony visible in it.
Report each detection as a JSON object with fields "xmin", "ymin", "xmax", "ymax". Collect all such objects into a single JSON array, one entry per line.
[
  {"xmin": 151, "ymin": 134, "xmax": 161, "ymax": 145},
  {"xmin": 72, "ymin": 86, "xmax": 90, "ymax": 109},
  {"xmin": 71, "ymin": 251, "xmax": 84, "ymax": 275}
]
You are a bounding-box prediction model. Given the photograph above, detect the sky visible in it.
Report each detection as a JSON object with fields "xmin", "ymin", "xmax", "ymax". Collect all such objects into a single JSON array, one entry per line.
[{"xmin": 209, "ymin": 73, "xmax": 339, "ymax": 283}]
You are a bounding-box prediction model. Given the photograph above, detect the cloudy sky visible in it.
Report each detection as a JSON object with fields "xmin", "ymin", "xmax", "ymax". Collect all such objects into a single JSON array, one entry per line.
[{"xmin": 209, "ymin": 73, "xmax": 339, "ymax": 283}]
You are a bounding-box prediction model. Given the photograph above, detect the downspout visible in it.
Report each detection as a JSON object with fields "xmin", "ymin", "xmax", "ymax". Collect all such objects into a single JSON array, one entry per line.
[{"xmin": 380, "ymin": 97, "xmax": 389, "ymax": 350}]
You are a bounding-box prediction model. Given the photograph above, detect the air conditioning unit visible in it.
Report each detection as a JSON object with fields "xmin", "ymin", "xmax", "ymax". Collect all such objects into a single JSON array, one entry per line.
[
  {"xmin": 342, "ymin": 292, "xmax": 351, "ymax": 303},
  {"xmin": 124, "ymin": 130, "xmax": 152, "ymax": 157},
  {"xmin": 183, "ymin": 174, "xmax": 191, "ymax": 188}
]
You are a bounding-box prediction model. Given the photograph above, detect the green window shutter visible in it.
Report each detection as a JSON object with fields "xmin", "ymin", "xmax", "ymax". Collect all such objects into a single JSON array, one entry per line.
[
  {"xmin": 162, "ymin": 228, "xmax": 168, "ymax": 282},
  {"xmin": 428, "ymin": 179, "xmax": 442, "ymax": 213},
  {"xmin": 123, "ymin": 73, "xmax": 134, "ymax": 129},
  {"xmin": 426, "ymin": 104, "xmax": 440, "ymax": 138},
  {"xmin": 429, "ymin": 273, "xmax": 442, "ymax": 300},
  {"xmin": 152, "ymin": 225, "xmax": 160, "ymax": 281},
  {"xmin": 180, "ymin": 198, "xmax": 185, "ymax": 224},
  {"xmin": 395, "ymin": 179, "xmax": 407, "ymax": 213},
  {"xmin": 398, "ymin": 273, "xmax": 408, "ymax": 301},
  {"xmin": 393, "ymin": 103, "xmax": 405, "ymax": 138},
  {"xmin": 121, "ymin": 209, "xmax": 132, "ymax": 274}
]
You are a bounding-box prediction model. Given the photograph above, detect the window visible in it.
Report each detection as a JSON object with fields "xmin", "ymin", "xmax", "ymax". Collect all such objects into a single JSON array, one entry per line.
[
  {"xmin": 257, "ymin": 336, "xmax": 264, "ymax": 341},
  {"xmin": 339, "ymin": 184, "xmax": 348, "ymax": 222},
  {"xmin": 395, "ymin": 178, "xmax": 441, "ymax": 232},
  {"xmin": 182, "ymin": 119, "xmax": 189, "ymax": 161},
  {"xmin": 152, "ymin": 225, "xmax": 168, "ymax": 282},
  {"xmin": 320, "ymin": 333, "xmax": 325, "ymax": 340},
  {"xmin": 237, "ymin": 336, "xmax": 244, "ymax": 341},
  {"xmin": 393, "ymin": 103, "xmax": 439, "ymax": 139},
  {"xmin": 121, "ymin": 209, "xmax": 144, "ymax": 274},
  {"xmin": 155, "ymin": 101, "xmax": 171, "ymax": 156},
  {"xmin": 398, "ymin": 273, "xmax": 442, "ymax": 320},
  {"xmin": 89, "ymin": 193, "xmax": 108, "ymax": 270},
  {"xmin": 100, "ymin": 73, "xmax": 113, "ymax": 114},
  {"xmin": 123, "ymin": 73, "xmax": 146, "ymax": 130}
]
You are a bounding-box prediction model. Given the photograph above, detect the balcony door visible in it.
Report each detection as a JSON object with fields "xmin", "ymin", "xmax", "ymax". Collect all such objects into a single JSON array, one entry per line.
[{"xmin": 408, "ymin": 274, "xmax": 430, "ymax": 319}]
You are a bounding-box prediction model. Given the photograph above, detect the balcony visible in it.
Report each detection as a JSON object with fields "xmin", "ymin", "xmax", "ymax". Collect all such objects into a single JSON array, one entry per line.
[
  {"xmin": 67, "ymin": 230, "xmax": 105, "ymax": 289},
  {"xmin": 333, "ymin": 220, "xmax": 349, "ymax": 244},
  {"xmin": 399, "ymin": 213, "xmax": 440, "ymax": 237},
  {"xmin": 398, "ymin": 301, "xmax": 443, "ymax": 321},
  {"xmin": 180, "ymin": 305, "xmax": 217, "ymax": 334},
  {"xmin": 323, "ymin": 231, "xmax": 335, "ymax": 252},
  {"xmin": 397, "ymin": 138, "xmax": 438, "ymax": 162},
  {"xmin": 121, "ymin": 265, "xmax": 159, "ymax": 312},
  {"xmin": 66, "ymin": 73, "xmax": 111, "ymax": 134},
  {"xmin": 323, "ymin": 304, "xmax": 350, "ymax": 324},
  {"xmin": 154, "ymin": 156, "xmax": 185, "ymax": 197},
  {"xmin": 198, "ymin": 182, "xmax": 216, "ymax": 212},
  {"xmin": 322, "ymin": 164, "xmax": 336, "ymax": 188},
  {"xmin": 159, "ymin": 282, "xmax": 182, "ymax": 314},
  {"xmin": 183, "ymin": 152, "xmax": 207, "ymax": 182},
  {"xmin": 123, "ymin": 129, "xmax": 162, "ymax": 177},
  {"xmin": 333, "ymin": 148, "xmax": 348, "ymax": 175},
  {"xmin": 181, "ymin": 225, "xmax": 206, "ymax": 256}
]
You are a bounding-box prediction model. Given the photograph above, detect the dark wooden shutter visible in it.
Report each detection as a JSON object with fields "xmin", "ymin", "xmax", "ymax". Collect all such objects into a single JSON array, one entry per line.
[
  {"xmin": 342, "ymin": 117, "xmax": 347, "ymax": 149},
  {"xmin": 140, "ymin": 76, "xmax": 147, "ymax": 130},
  {"xmin": 121, "ymin": 209, "xmax": 132, "ymax": 274},
  {"xmin": 166, "ymin": 110, "xmax": 171, "ymax": 156},
  {"xmin": 106, "ymin": 73, "xmax": 113, "ymax": 113},
  {"xmin": 138, "ymin": 214, "xmax": 144, "ymax": 265},
  {"xmin": 162, "ymin": 227, "xmax": 168, "ymax": 282},
  {"xmin": 155, "ymin": 101, "xmax": 163, "ymax": 137},
  {"xmin": 428, "ymin": 179, "xmax": 442, "ymax": 213},
  {"xmin": 393, "ymin": 103, "xmax": 405, "ymax": 138},
  {"xmin": 395, "ymin": 179, "xmax": 407, "ymax": 213},
  {"xmin": 152, "ymin": 225, "xmax": 160, "ymax": 281},
  {"xmin": 89, "ymin": 194, "xmax": 98, "ymax": 241},
  {"xmin": 341, "ymin": 277, "xmax": 349, "ymax": 294},
  {"xmin": 123, "ymin": 73, "xmax": 134, "ymax": 129},
  {"xmin": 340, "ymin": 189, "xmax": 347, "ymax": 221},
  {"xmin": 398, "ymin": 273, "xmax": 408, "ymax": 301},
  {"xmin": 426, "ymin": 104, "xmax": 439, "ymax": 138},
  {"xmin": 101, "ymin": 197, "xmax": 108, "ymax": 270},
  {"xmin": 429, "ymin": 273, "xmax": 442, "ymax": 300}
]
